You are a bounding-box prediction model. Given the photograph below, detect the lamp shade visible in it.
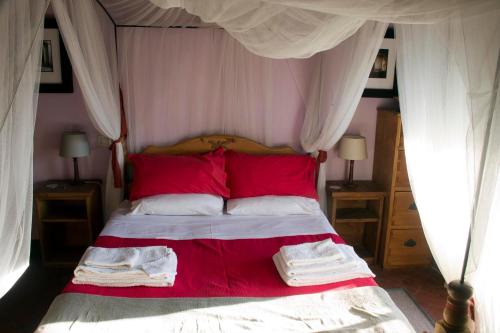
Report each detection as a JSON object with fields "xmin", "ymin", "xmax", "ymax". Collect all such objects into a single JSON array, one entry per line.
[
  {"xmin": 59, "ymin": 131, "xmax": 90, "ymax": 158},
  {"xmin": 339, "ymin": 135, "xmax": 367, "ymax": 161}
]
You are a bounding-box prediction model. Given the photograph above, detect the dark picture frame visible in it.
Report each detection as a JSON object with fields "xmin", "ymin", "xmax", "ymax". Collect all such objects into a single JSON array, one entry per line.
[
  {"xmin": 39, "ymin": 18, "xmax": 73, "ymax": 93},
  {"xmin": 362, "ymin": 28, "xmax": 397, "ymax": 98}
]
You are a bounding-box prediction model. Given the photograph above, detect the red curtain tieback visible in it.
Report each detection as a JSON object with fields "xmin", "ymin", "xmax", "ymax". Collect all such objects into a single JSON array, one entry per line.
[{"xmin": 109, "ymin": 88, "xmax": 128, "ymax": 188}]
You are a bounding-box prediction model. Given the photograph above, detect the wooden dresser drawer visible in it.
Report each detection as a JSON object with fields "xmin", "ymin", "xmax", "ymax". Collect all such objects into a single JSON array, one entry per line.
[
  {"xmin": 391, "ymin": 191, "xmax": 421, "ymax": 227},
  {"xmin": 386, "ymin": 229, "xmax": 432, "ymax": 266},
  {"xmin": 395, "ymin": 150, "xmax": 410, "ymax": 188}
]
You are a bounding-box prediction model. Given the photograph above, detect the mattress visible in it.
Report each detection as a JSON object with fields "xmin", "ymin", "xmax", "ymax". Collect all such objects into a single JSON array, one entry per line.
[{"xmin": 35, "ymin": 204, "xmax": 415, "ymax": 333}]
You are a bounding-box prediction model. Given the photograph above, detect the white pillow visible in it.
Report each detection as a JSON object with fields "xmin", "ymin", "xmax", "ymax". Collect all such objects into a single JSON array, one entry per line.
[
  {"xmin": 129, "ymin": 194, "xmax": 224, "ymax": 216},
  {"xmin": 226, "ymin": 195, "xmax": 321, "ymax": 216}
]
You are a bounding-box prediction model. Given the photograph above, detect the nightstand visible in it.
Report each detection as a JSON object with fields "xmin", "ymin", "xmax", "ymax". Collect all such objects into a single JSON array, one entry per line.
[
  {"xmin": 34, "ymin": 180, "xmax": 103, "ymax": 267},
  {"xmin": 326, "ymin": 180, "xmax": 385, "ymax": 264}
]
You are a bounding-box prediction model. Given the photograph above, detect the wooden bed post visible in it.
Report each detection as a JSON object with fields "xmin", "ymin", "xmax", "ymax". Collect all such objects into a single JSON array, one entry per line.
[{"xmin": 434, "ymin": 280, "xmax": 474, "ymax": 333}]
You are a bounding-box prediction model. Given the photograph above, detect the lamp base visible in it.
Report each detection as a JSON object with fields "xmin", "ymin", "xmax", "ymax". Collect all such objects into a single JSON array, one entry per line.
[
  {"xmin": 344, "ymin": 160, "xmax": 356, "ymax": 188},
  {"xmin": 343, "ymin": 181, "xmax": 357, "ymax": 188},
  {"xmin": 72, "ymin": 157, "xmax": 82, "ymax": 186}
]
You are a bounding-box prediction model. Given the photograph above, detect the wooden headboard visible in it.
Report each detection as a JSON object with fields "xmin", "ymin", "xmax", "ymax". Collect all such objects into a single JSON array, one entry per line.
[
  {"xmin": 125, "ymin": 134, "xmax": 326, "ymax": 198},
  {"xmin": 141, "ymin": 134, "xmax": 297, "ymax": 155}
]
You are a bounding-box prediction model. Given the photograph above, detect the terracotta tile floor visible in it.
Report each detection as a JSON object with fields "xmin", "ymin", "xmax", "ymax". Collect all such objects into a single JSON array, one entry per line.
[{"xmin": 371, "ymin": 265, "xmax": 448, "ymax": 321}]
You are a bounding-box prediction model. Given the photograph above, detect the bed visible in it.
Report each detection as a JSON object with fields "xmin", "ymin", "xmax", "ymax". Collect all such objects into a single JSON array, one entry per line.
[{"xmin": 35, "ymin": 135, "xmax": 415, "ymax": 333}]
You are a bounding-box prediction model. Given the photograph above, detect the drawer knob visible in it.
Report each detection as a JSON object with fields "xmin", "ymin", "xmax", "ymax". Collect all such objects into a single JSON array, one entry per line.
[
  {"xmin": 404, "ymin": 239, "xmax": 417, "ymax": 247},
  {"xmin": 408, "ymin": 202, "xmax": 417, "ymax": 211}
]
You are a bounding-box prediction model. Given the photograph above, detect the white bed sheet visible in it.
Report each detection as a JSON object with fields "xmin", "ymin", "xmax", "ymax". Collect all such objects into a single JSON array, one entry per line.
[{"xmin": 101, "ymin": 202, "xmax": 335, "ymax": 240}]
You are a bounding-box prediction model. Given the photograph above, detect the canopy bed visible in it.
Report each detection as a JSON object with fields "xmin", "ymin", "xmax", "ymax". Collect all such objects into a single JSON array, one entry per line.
[
  {"xmin": 35, "ymin": 134, "xmax": 414, "ymax": 333},
  {"xmin": 2, "ymin": 0, "xmax": 500, "ymax": 332}
]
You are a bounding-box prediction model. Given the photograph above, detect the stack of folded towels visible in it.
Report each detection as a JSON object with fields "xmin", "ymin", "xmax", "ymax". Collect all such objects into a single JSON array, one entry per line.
[
  {"xmin": 273, "ymin": 239, "xmax": 374, "ymax": 287},
  {"xmin": 73, "ymin": 246, "xmax": 177, "ymax": 287}
]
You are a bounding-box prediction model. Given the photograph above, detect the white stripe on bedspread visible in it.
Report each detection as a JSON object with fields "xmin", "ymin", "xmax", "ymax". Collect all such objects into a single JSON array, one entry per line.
[{"xmin": 100, "ymin": 203, "xmax": 335, "ymax": 240}]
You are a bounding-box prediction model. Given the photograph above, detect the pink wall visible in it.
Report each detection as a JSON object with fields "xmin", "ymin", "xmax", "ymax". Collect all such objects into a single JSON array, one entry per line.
[
  {"xmin": 34, "ymin": 88, "xmax": 394, "ymax": 184},
  {"xmin": 34, "ymin": 76, "xmax": 110, "ymax": 184},
  {"xmin": 33, "ymin": 77, "xmax": 110, "ymax": 239},
  {"xmin": 34, "ymin": 29, "xmax": 396, "ymax": 189},
  {"xmin": 119, "ymin": 28, "xmax": 319, "ymax": 153}
]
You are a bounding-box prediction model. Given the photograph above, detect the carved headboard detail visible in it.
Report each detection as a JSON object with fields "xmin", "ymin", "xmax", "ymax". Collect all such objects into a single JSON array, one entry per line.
[{"xmin": 202, "ymin": 137, "xmax": 236, "ymax": 150}]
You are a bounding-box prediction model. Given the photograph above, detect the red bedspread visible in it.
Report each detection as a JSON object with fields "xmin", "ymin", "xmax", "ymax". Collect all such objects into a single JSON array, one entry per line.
[{"xmin": 63, "ymin": 233, "xmax": 377, "ymax": 298}]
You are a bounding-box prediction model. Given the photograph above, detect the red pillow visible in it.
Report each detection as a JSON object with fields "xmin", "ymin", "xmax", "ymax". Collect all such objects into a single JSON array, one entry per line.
[
  {"xmin": 225, "ymin": 150, "xmax": 318, "ymax": 200},
  {"xmin": 128, "ymin": 148, "xmax": 230, "ymax": 201}
]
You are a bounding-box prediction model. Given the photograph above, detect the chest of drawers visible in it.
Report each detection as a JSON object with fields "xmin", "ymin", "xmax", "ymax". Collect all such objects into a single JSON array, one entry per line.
[{"xmin": 373, "ymin": 109, "xmax": 432, "ymax": 268}]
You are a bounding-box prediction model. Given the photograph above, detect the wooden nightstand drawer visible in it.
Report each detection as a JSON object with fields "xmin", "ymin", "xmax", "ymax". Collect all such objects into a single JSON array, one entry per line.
[
  {"xmin": 386, "ymin": 229, "xmax": 432, "ymax": 266},
  {"xmin": 391, "ymin": 191, "xmax": 421, "ymax": 227},
  {"xmin": 395, "ymin": 150, "xmax": 410, "ymax": 188}
]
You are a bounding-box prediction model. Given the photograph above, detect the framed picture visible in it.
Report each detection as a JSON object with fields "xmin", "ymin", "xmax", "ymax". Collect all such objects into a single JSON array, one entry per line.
[
  {"xmin": 362, "ymin": 28, "xmax": 397, "ymax": 98},
  {"xmin": 39, "ymin": 18, "xmax": 73, "ymax": 93}
]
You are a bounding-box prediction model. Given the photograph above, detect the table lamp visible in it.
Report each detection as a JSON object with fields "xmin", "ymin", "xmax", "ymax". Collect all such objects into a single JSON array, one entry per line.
[
  {"xmin": 339, "ymin": 135, "xmax": 367, "ymax": 187},
  {"xmin": 59, "ymin": 131, "xmax": 90, "ymax": 185}
]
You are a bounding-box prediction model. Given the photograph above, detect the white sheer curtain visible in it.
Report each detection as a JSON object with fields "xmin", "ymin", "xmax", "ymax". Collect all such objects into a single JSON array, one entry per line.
[
  {"xmin": 118, "ymin": 27, "xmax": 317, "ymax": 153},
  {"xmin": 100, "ymin": 0, "xmax": 215, "ymax": 27},
  {"xmin": 139, "ymin": 3, "xmax": 500, "ymax": 329},
  {"xmin": 52, "ymin": 0, "xmax": 125, "ymax": 217},
  {"xmin": 300, "ymin": 21, "xmax": 387, "ymax": 208},
  {"xmin": 149, "ymin": 0, "xmax": 498, "ymax": 58},
  {"xmin": 397, "ymin": 9, "xmax": 500, "ymax": 331},
  {"xmin": 0, "ymin": 0, "xmax": 48, "ymax": 298}
]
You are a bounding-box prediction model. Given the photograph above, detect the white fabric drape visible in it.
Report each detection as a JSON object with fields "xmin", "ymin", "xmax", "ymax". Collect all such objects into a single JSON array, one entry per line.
[
  {"xmin": 148, "ymin": 0, "xmax": 499, "ymax": 58},
  {"xmin": 118, "ymin": 27, "xmax": 317, "ymax": 153},
  {"xmin": 299, "ymin": 21, "xmax": 388, "ymax": 208},
  {"xmin": 153, "ymin": 1, "xmax": 367, "ymax": 59},
  {"xmin": 52, "ymin": 0, "xmax": 124, "ymax": 217},
  {"xmin": 100, "ymin": 0, "xmax": 215, "ymax": 27},
  {"xmin": 300, "ymin": 22, "xmax": 388, "ymax": 152},
  {"xmin": 118, "ymin": 22, "xmax": 385, "ymax": 211},
  {"xmin": 0, "ymin": 0, "xmax": 48, "ymax": 298},
  {"xmin": 397, "ymin": 9, "xmax": 500, "ymax": 331}
]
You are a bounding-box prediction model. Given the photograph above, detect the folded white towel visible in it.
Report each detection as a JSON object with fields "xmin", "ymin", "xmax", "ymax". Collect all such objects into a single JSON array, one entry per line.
[
  {"xmin": 273, "ymin": 245, "xmax": 375, "ymax": 287},
  {"xmin": 82, "ymin": 247, "xmax": 140, "ymax": 269},
  {"xmin": 279, "ymin": 238, "xmax": 344, "ymax": 267},
  {"xmin": 72, "ymin": 272, "xmax": 176, "ymax": 287},
  {"xmin": 73, "ymin": 246, "xmax": 177, "ymax": 287},
  {"xmin": 277, "ymin": 244, "xmax": 360, "ymax": 277},
  {"xmin": 141, "ymin": 255, "xmax": 177, "ymax": 277}
]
